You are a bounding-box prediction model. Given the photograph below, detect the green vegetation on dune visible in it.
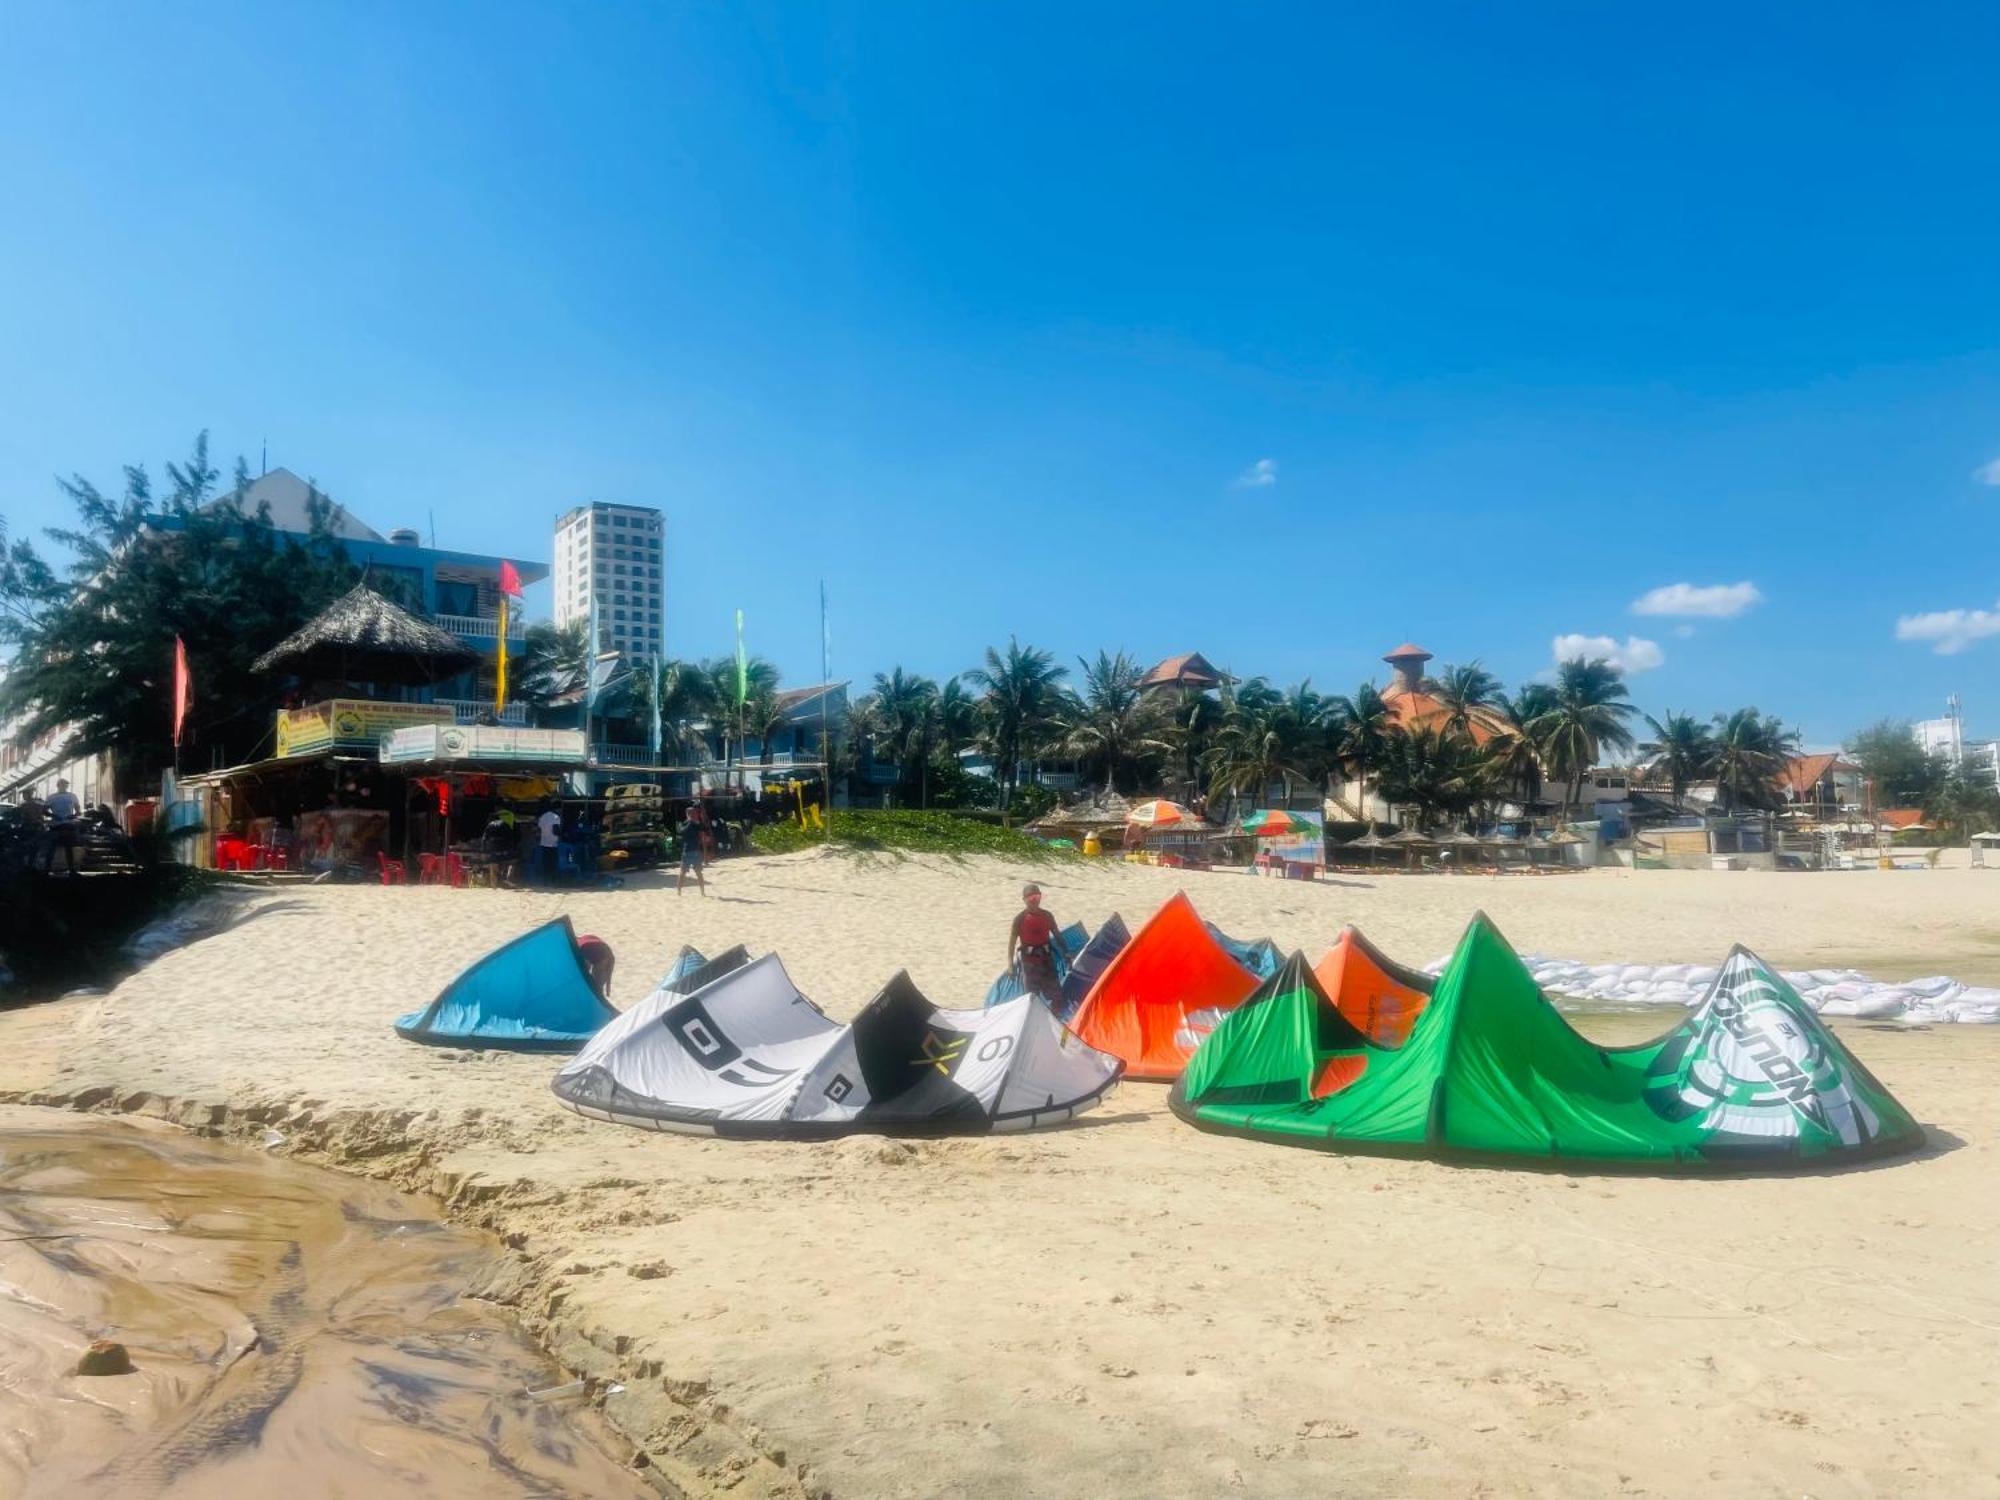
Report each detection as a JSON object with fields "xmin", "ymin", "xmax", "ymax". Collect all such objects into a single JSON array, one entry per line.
[{"xmin": 750, "ymin": 810, "xmax": 1074, "ymax": 861}]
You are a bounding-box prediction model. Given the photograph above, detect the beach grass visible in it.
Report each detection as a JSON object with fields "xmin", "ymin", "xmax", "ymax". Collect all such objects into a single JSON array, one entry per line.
[{"xmin": 750, "ymin": 809, "xmax": 1073, "ymax": 862}]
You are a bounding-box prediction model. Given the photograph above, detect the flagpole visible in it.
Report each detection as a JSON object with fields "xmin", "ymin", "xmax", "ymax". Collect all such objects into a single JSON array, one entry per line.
[
  {"xmin": 734, "ymin": 608, "xmax": 746, "ymax": 794},
  {"xmin": 820, "ymin": 582, "xmax": 831, "ymax": 840}
]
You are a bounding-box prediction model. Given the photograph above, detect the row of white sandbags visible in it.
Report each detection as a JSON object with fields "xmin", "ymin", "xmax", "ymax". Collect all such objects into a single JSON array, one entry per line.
[{"xmin": 1420, "ymin": 953, "xmax": 2000, "ymax": 1024}]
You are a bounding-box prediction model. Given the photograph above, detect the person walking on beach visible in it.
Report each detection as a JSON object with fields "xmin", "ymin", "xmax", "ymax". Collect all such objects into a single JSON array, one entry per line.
[
  {"xmin": 676, "ymin": 805, "xmax": 708, "ymax": 896},
  {"xmin": 43, "ymin": 779, "xmax": 83, "ymax": 877},
  {"xmin": 1008, "ymin": 883, "xmax": 1064, "ymax": 1006},
  {"xmin": 535, "ymin": 800, "xmax": 562, "ymax": 884}
]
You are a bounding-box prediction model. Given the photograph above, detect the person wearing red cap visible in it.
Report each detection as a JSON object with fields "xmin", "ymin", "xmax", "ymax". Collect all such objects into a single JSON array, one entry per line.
[{"xmin": 577, "ymin": 934, "xmax": 615, "ymax": 1001}]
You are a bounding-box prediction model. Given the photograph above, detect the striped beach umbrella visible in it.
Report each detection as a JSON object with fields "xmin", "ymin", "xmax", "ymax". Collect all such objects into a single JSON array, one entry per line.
[{"xmin": 1126, "ymin": 799, "xmax": 1191, "ymax": 829}]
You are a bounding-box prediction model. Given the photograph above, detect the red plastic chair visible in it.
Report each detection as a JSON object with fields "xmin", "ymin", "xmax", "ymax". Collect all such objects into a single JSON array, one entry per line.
[
  {"xmin": 376, "ymin": 852, "xmax": 408, "ymax": 885},
  {"xmin": 417, "ymin": 853, "xmax": 444, "ymax": 885},
  {"xmin": 445, "ymin": 852, "xmax": 468, "ymax": 888}
]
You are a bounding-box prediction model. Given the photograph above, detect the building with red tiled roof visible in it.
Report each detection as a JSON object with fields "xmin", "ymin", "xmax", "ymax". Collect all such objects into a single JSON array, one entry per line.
[
  {"xmin": 1776, "ymin": 753, "xmax": 1865, "ymax": 810},
  {"xmin": 1138, "ymin": 652, "xmax": 1229, "ymax": 692},
  {"xmin": 1378, "ymin": 643, "xmax": 1509, "ymax": 745},
  {"xmin": 1878, "ymin": 807, "xmax": 1930, "ymax": 832}
]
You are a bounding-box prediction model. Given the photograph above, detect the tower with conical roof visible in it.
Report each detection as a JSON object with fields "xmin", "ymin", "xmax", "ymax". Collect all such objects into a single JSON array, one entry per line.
[{"xmin": 1381, "ymin": 643, "xmax": 1434, "ymax": 695}]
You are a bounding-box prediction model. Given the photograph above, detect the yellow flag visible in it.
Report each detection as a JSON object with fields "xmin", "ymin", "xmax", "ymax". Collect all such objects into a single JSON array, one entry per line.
[{"xmin": 494, "ymin": 597, "xmax": 509, "ymax": 712}]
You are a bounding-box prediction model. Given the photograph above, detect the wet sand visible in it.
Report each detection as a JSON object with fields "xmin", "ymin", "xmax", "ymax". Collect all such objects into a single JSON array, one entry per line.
[
  {"xmin": 0, "ymin": 1106, "xmax": 648, "ymax": 1499},
  {"xmin": 4, "ymin": 854, "xmax": 2000, "ymax": 1497}
]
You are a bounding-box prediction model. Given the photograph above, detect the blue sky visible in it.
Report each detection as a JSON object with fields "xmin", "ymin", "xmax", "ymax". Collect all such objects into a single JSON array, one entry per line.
[{"xmin": 3, "ymin": 3, "xmax": 1998, "ymax": 746}]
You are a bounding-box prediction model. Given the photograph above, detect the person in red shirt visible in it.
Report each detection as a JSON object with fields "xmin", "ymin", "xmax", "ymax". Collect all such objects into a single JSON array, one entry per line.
[{"xmin": 1006, "ymin": 883, "xmax": 1064, "ymax": 1006}]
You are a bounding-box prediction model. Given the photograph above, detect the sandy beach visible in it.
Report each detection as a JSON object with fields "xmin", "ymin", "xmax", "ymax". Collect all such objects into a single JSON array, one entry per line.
[{"xmin": 5, "ymin": 854, "xmax": 1999, "ymax": 1498}]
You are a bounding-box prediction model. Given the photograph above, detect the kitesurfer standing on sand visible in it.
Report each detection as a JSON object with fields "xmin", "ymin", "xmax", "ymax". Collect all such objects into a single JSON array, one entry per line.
[{"xmin": 1007, "ymin": 883, "xmax": 1064, "ymax": 1006}]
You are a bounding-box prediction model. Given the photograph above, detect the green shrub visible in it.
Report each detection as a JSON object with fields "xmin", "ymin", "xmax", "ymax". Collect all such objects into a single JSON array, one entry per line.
[{"xmin": 750, "ymin": 809, "xmax": 1075, "ymax": 862}]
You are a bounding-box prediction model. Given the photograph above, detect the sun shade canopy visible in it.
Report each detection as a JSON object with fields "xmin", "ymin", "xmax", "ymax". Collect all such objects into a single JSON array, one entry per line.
[
  {"xmin": 553, "ymin": 953, "xmax": 1123, "ymax": 1137},
  {"xmin": 1171, "ymin": 913, "xmax": 1923, "ymax": 1168}
]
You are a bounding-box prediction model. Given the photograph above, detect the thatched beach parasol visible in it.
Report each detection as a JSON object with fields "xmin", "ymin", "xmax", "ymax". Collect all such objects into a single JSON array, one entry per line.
[
  {"xmin": 253, "ymin": 584, "xmax": 481, "ymax": 689},
  {"xmin": 1026, "ymin": 789, "xmax": 1135, "ymax": 834}
]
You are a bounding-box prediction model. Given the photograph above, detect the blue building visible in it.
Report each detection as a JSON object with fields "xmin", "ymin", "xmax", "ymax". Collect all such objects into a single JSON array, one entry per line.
[{"xmin": 174, "ymin": 468, "xmax": 549, "ymax": 722}]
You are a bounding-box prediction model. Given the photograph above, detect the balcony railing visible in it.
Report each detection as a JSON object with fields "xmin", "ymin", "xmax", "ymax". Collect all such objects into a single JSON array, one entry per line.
[
  {"xmin": 436, "ymin": 699, "xmax": 528, "ymax": 726},
  {"xmin": 436, "ymin": 612, "xmax": 526, "ymax": 641}
]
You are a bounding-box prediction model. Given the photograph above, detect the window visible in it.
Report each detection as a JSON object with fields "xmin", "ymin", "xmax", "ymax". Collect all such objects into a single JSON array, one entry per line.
[
  {"xmin": 614, "ymin": 609, "xmax": 626, "ymax": 621},
  {"xmin": 436, "ymin": 580, "xmax": 478, "ymax": 615}
]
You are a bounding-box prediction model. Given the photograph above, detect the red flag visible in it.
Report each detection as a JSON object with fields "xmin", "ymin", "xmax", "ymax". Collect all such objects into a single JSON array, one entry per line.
[
  {"xmin": 498, "ymin": 560, "xmax": 523, "ymax": 598},
  {"xmin": 172, "ymin": 636, "xmax": 192, "ymax": 746}
]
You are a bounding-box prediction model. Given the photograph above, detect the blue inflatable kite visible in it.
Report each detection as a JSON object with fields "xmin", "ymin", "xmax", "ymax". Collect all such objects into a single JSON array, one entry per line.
[{"xmin": 395, "ymin": 918, "xmax": 618, "ymax": 1052}]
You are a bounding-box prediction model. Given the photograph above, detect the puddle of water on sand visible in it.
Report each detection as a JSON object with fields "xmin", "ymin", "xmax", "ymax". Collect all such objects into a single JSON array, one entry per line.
[{"xmin": 0, "ymin": 1108, "xmax": 651, "ymax": 1499}]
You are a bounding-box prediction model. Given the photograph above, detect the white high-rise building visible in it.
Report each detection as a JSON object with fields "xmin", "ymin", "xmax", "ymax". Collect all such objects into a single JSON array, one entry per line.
[
  {"xmin": 553, "ymin": 502, "xmax": 665, "ymax": 658},
  {"xmin": 1913, "ymin": 695, "xmax": 1965, "ymax": 766}
]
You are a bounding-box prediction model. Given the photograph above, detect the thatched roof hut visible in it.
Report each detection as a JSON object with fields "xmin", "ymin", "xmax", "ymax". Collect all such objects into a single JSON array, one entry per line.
[
  {"xmin": 253, "ymin": 584, "xmax": 481, "ymax": 688},
  {"xmin": 1026, "ymin": 789, "xmax": 1135, "ymax": 834}
]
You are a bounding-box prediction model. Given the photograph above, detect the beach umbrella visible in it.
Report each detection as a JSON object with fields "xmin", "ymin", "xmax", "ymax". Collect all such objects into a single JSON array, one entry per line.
[
  {"xmin": 1384, "ymin": 827, "xmax": 1435, "ymax": 846},
  {"xmin": 1239, "ymin": 809, "xmax": 1317, "ymax": 838},
  {"xmin": 1127, "ymin": 799, "xmax": 1191, "ymax": 829},
  {"xmin": 1434, "ymin": 829, "xmax": 1480, "ymax": 847},
  {"xmin": 1344, "ymin": 831, "xmax": 1388, "ymax": 848}
]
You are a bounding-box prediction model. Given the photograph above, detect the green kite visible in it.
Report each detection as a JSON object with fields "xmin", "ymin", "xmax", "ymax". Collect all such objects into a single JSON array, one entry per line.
[{"xmin": 1169, "ymin": 914, "xmax": 1923, "ymax": 1168}]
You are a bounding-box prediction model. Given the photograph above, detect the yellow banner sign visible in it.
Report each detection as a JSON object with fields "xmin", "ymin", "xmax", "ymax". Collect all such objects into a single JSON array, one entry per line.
[{"xmin": 274, "ymin": 698, "xmax": 455, "ymax": 758}]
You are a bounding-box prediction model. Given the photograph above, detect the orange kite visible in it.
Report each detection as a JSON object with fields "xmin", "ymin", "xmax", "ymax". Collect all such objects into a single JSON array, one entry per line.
[
  {"xmin": 1312, "ymin": 926, "xmax": 1434, "ymax": 1049},
  {"xmin": 1069, "ymin": 891, "xmax": 1262, "ymax": 1080}
]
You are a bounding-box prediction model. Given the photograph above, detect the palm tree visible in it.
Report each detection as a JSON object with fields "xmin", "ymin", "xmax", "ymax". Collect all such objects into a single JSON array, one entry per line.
[
  {"xmin": 1374, "ymin": 725, "xmax": 1504, "ymax": 829},
  {"xmin": 933, "ymin": 676, "xmax": 980, "ymax": 760},
  {"xmin": 1527, "ymin": 657, "xmax": 1637, "ymax": 824},
  {"xmin": 966, "ymin": 638, "xmax": 1069, "ymax": 809},
  {"xmin": 1638, "ymin": 711, "xmax": 1717, "ymax": 811},
  {"xmin": 1432, "ymin": 661, "xmax": 1505, "ymax": 739},
  {"xmin": 871, "ymin": 667, "xmax": 941, "ymax": 802},
  {"xmin": 1709, "ymin": 708, "xmax": 1799, "ymax": 813},
  {"xmin": 1327, "ymin": 682, "xmax": 1394, "ymax": 821},
  {"xmin": 1276, "ymin": 680, "xmax": 1333, "ymax": 787},
  {"xmin": 1162, "ymin": 689, "xmax": 1224, "ymax": 800},
  {"xmin": 1064, "ymin": 650, "xmax": 1168, "ymax": 792},
  {"xmin": 514, "ymin": 620, "xmax": 594, "ymax": 709},
  {"xmin": 702, "ymin": 654, "xmax": 780, "ymax": 777},
  {"xmin": 1203, "ymin": 677, "xmax": 1324, "ymax": 808},
  {"xmin": 631, "ymin": 655, "xmax": 719, "ymax": 760},
  {"xmin": 1489, "ymin": 685, "xmax": 1555, "ymax": 813}
]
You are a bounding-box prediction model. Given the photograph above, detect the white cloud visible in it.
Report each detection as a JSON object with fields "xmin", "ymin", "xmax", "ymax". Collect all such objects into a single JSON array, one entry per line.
[
  {"xmin": 1630, "ymin": 580, "xmax": 1762, "ymax": 618},
  {"xmin": 1973, "ymin": 459, "xmax": 2000, "ymax": 486},
  {"xmin": 1552, "ymin": 633, "xmax": 1665, "ymax": 674},
  {"xmin": 1896, "ymin": 603, "xmax": 2000, "ymax": 655},
  {"xmin": 1233, "ymin": 457, "xmax": 1277, "ymax": 488}
]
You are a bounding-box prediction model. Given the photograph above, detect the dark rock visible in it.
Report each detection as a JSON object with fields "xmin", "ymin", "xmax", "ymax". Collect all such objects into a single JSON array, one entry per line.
[{"xmin": 76, "ymin": 1340, "xmax": 135, "ymax": 1376}]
